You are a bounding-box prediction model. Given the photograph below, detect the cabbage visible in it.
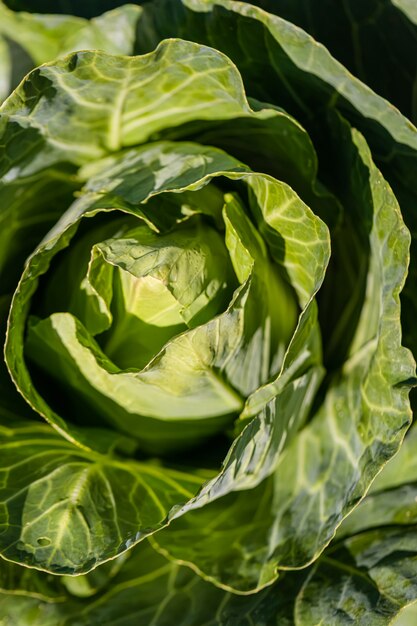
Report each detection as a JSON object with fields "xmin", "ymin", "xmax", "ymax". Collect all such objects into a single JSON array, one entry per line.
[{"xmin": 1, "ymin": 1, "xmax": 417, "ymax": 623}]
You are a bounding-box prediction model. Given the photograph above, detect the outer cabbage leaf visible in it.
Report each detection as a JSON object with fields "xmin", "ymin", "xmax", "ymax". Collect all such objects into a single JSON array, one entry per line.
[
  {"xmin": 3, "ymin": 458, "xmax": 417, "ymax": 626},
  {"xmin": 295, "ymin": 527, "xmax": 417, "ymax": 625},
  {"xmin": 5, "ymin": 438, "xmax": 417, "ymax": 626},
  {"xmin": 0, "ymin": 421, "xmax": 208, "ymax": 573},
  {"xmin": 252, "ymin": 0, "xmax": 417, "ymax": 124},
  {"xmin": 294, "ymin": 425, "xmax": 417, "ymax": 625},
  {"xmin": 0, "ymin": 539, "xmax": 299, "ymax": 626}
]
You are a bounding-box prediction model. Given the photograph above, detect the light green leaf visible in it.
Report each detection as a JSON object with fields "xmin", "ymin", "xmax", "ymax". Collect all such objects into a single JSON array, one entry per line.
[
  {"xmin": 1, "ymin": 40, "xmax": 255, "ymax": 163},
  {"xmin": 223, "ymin": 192, "xmax": 298, "ymax": 375},
  {"xmin": 0, "ymin": 295, "xmax": 35, "ymax": 421},
  {"xmin": 39, "ymin": 211, "xmax": 237, "ymax": 369},
  {"xmin": 84, "ymin": 217, "xmax": 237, "ymax": 366},
  {"xmin": 25, "ymin": 310, "xmax": 243, "ymax": 454}
]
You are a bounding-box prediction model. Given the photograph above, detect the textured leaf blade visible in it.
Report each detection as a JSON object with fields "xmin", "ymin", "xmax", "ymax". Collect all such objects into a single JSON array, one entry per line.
[
  {"xmin": 0, "ymin": 539, "xmax": 298, "ymax": 626},
  {"xmin": 0, "ymin": 422, "xmax": 205, "ymax": 574},
  {"xmin": 252, "ymin": 0, "xmax": 417, "ymax": 124},
  {"xmin": 296, "ymin": 527, "xmax": 417, "ymax": 626}
]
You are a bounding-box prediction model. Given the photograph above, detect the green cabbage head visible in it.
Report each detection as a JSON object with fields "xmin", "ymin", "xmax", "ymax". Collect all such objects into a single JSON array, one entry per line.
[{"xmin": 1, "ymin": 0, "xmax": 417, "ymax": 624}]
